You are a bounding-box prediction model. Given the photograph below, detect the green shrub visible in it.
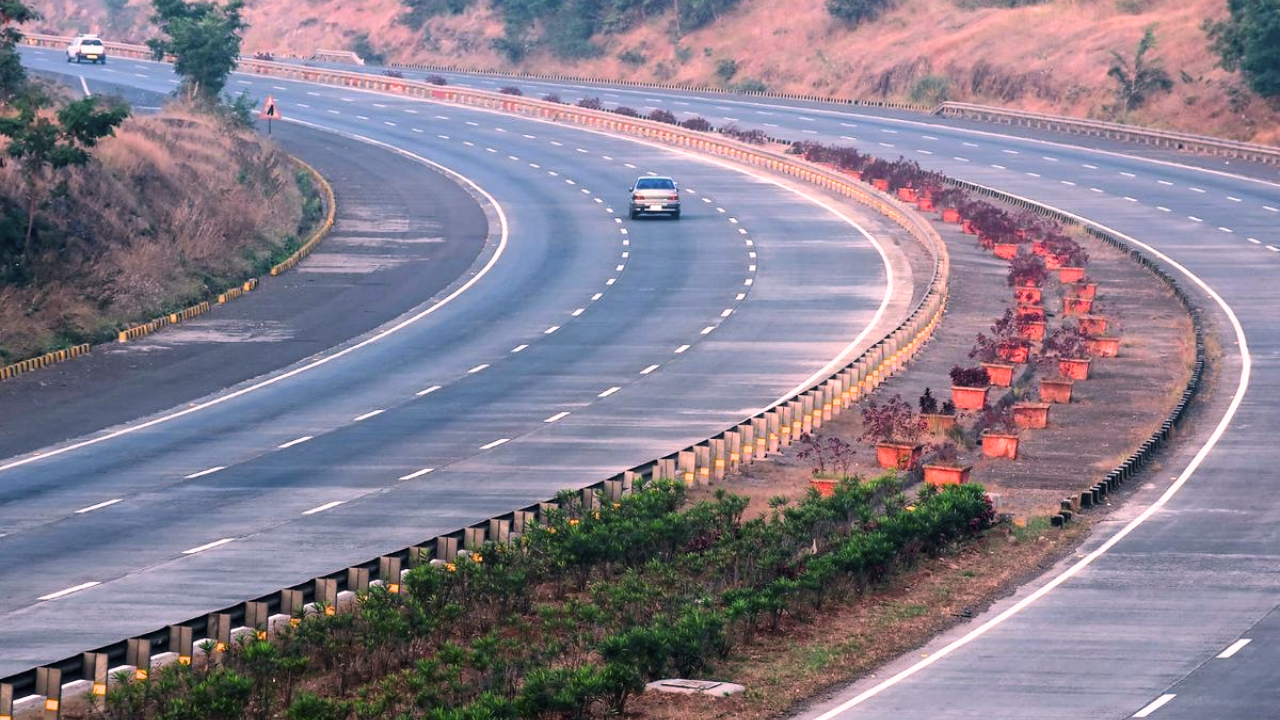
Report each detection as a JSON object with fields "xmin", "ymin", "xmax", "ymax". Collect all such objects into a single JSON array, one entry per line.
[
  {"xmin": 1206, "ymin": 0, "xmax": 1280, "ymax": 98},
  {"xmin": 401, "ymin": 0, "xmax": 475, "ymax": 29},
  {"xmin": 910, "ymin": 75, "xmax": 951, "ymax": 105},
  {"xmin": 715, "ymin": 58, "xmax": 738, "ymax": 83},
  {"xmin": 827, "ymin": 0, "xmax": 894, "ymax": 26},
  {"xmin": 617, "ymin": 48, "xmax": 646, "ymax": 65}
]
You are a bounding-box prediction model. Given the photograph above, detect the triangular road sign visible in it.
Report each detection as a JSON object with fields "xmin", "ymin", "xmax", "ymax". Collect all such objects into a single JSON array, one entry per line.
[{"xmin": 259, "ymin": 95, "xmax": 282, "ymax": 120}]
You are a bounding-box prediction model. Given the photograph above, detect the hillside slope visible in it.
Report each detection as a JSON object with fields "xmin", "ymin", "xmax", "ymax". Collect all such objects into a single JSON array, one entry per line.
[{"xmin": 34, "ymin": 0, "xmax": 1280, "ymax": 143}]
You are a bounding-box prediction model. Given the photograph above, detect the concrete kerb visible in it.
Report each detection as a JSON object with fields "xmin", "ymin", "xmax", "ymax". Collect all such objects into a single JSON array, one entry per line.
[{"xmin": 0, "ymin": 53, "xmax": 958, "ymax": 706}]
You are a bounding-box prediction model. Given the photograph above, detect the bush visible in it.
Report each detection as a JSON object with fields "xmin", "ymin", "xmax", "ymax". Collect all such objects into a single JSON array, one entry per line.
[
  {"xmin": 719, "ymin": 123, "xmax": 768, "ymax": 144},
  {"xmin": 826, "ymin": 0, "xmax": 895, "ymax": 26},
  {"xmin": 541, "ymin": 93, "xmax": 564, "ymax": 104},
  {"xmin": 1007, "ymin": 249, "xmax": 1048, "ymax": 287},
  {"xmin": 498, "ymin": 85, "xmax": 523, "ymax": 96},
  {"xmin": 576, "ymin": 96, "xmax": 602, "ymax": 109},
  {"xmin": 680, "ymin": 116, "xmax": 713, "ymax": 131},
  {"xmin": 731, "ymin": 77, "xmax": 767, "ymax": 93},
  {"xmin": 424, "ymin": 74, "xmax": 448, "ymax": 85},
  {"xmin": 401, "ymin": 0, "xmax": 474, "ymax": 29},
  {"xmin": 949, "ymin": 365, "xmax": 991, "ymax": 388},
  {"xmin": 611, "ymin": 105, "xmax": 639, "ymax": 117},
  {"xmin": 1206, "ymin": 0, "xmax": 1280, "ymax": 98},
  {"xmin": 715, "ymin": 58, "xmax": 738, "ymax": 83},
  {"xmin": 910, "ymin": 74, "xmax": 950, "ymax": 105},
  {"xmin": 618, "ymin": 49, "xmax": 646, "ymax": 65},
  {"xmin": 647, "ymin": 108, "xmax": 678, "ymax": 124},
  {"xmin": 860, "ymin": 394, "xmax": 925, "ymax": 445}
]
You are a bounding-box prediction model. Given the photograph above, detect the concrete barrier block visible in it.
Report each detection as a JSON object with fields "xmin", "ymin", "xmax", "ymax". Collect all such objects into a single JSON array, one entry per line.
[
  {"xmin": 56, "ymin": 680, "xmax": 94, "ymax": 718},
  {"xmin": 724, "ymin": 431, "xmax": 741, "ymax": 473},
  {"xmin": 267, "ymin": 614, "xmax": 291, "ymax": 636},
  {"xmin": 0, "ymin": 682, "xmax": 10, "ymax": 719},
  {"xmin": 151, "ymin": 651, "xmax": 181, "ymax": 670},
  {"xmin": 9, "ymin": 692, "xmax": 41, "ymax": 720},
  {"xmin": 336, "ymin": 590, "xmax": 357, "ymax": 613}
]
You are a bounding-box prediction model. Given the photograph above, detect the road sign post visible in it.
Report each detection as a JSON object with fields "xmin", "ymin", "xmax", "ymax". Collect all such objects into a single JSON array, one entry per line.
[{"xmin": 259, "ymin": 95, "xmax": 282, "ymax": 134}]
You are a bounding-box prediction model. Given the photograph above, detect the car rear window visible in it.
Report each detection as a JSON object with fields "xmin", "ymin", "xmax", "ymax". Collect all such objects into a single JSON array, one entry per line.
[
  {"xmin": 82, "ymin": 40, "xmax": 103, "ymax": 47},
  {"xmin": 636, "ymin": 178, "xmax": 675, "ymax": 190}
]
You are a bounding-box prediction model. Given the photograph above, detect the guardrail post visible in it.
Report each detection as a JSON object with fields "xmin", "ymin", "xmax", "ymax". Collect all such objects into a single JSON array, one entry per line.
[
  {"xmin": 209, "ymin": 612, "xmax": 233, "ymax": 651},
  {"xmin": 724, "ymin": 431, "xmax": 741, "ymax": 473},
  {"xmin": 694, "ymin": 444, "xmax": 711, "ymax": 485},
  {"xmin": 313, "ymin": 579, "xmax": 337, "ymax": 613},
  {"xmin": 802, "ymin": 393, "xmax": 816, "ymax": 432},
  {"xmin": 1, "ymin": 683, "xmax": 12, "ymax": 720},
  {"xmin": 435, "ymin": 536, "xmax": 459, "ymax": 562},
  {"xmin": 513, "ymin": 510, "xmax": 536, "ymax": 535},
  {"xmin": 710, "ymin": 438, "xmax": 726, "ymax": 480},
  {"xmin": 280, "ymin": 588, "xmax": 304, "ymax": 617},
  {"xmin": 379, "ymin": 556, "xmax": 403, "ymax": 593},
  {"xmin": 126, "ymin": 638, "xmax": 150, "ymax": 681},
  {"xmin": 736, "ymin": 424, "xmax": 754, "ymax": 465},
  {"xmin": 677, "ymin": 450, "xmax": 696, "ymax": 485},
  {"xmin": 83, "ymin": 652, "xmax": 108, "ymax": 698},
  {"xmin": 35, "ymin": 667, "xmax": 60, "ymax": 719},
  {"xmin": 487, "ymin": 517, "xmax": 511, "ymax": 545},
  {"xmin": 766, "ymin": 412, "xmax": 781, "ymax": 454},
  {"xmin": 657, "ymin": 457, "xmax": 676, "ymax": 480},
  {"xmin": 788, "ymin": 400, "xmax": 804, "ymax": 443},
  {"xmin": 168, "ymin": 625, "xmax": 193, "ymax": 665},
  {"xmin": 347, "ymin": 567, "xmax": 370, "ymax": 595},
  {"xmin": 463, "ymin": 526, "xmax": 486, "ymax": 549}
]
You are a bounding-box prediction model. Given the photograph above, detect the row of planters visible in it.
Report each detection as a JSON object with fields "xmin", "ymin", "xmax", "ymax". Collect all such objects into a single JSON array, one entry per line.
[
  {"xmin": 94, "ymin": 479, "xmax": 994, "ymax": 720},
  {"xmin": 790, "ymin": 142, "xmax": 1122, "ymax": 492}
]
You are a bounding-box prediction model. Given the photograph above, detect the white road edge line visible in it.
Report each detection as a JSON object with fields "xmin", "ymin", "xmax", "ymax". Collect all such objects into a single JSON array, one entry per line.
[
  {"xmin": 1217, "ymin": 638, "xmax": 1251, "ymax": 658},
  {"xmin": 182, "ymin": 538, "xmax": 235, "ymax": 555},
  {"xmin": 0, "ymin": 121, "xmax": 511, "ymax": 475},
  {"xmin": 75, "ymin": 498, "xmax": 122, "ymax": 514},
  {"xmin": 38, "ymin": 581, "xmax": 101, "ymax": 601},
  {"xmin": 1133, "ymin": 694, "xmax": 1176, "ymax": 718},
  {"xmin": 302, "ymin": 501, "xmax": 344, "ymax": 516},
  {"xmin": 809, "ymin": 187, "xmax": 1250, "ymax": 719}
]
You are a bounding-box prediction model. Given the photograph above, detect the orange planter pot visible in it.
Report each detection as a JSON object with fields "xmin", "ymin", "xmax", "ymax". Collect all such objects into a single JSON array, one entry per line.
[
  {"xmin": 1066, "ymin": 282, "xmax": 1097, "ymax": 300},
  {"xmin": 1013, "ymin": 402, "xmax": 1050, "ymax": 429},
  {"xmin": 951, "ymin": 385, "xmax": 989, "ymax": 411},
  {"xmin": 1086, "ymin": 336, "xmax": 1120, "ymax": 358},
  {"xmin": 1014, "ymin": 286, "xmax": 1042, "ymax": 305},
  {"xmin": 923, "ymin": 413, "xmax": 957, "ymax": 434},
  {"xmin": 810, "ymin": 478, "xmax": 838, "ymax": 497},
  {"xmin": 1044, "ymin": 254, "xmax": 1064, "ymax": 270},
  {"xmin": 962, "ymin": 220, "xmax": 978, "ymax": 235},
  {"xmin": 1039, "ymin": 378, "xmax": 1074, "ymax": 403},
  {"xmin": 897, "ymin": 187, "xmax": 919, "ymax": 202},
  {"xmin": 917, "ymin": 197, "xmax": 936, "ymax": 212},
  {"xmin": 993, "ymin": 243, "xmax": 1021, "ymax": 260},
  {"xmin": 942, "ymin": 208, "xmax": 962, "ymax": 223},
  {"xmin": 875, "ymin": 442, "xmax": 923, "ymax": 470},
  {"xmin": 1016, "ymin": 305, "xmax": 1045, "ymax": 323},
  {"xmin": 1059, "ymin": 357, "xmax": 1092, "ymax": 380},
  {"xmin": 981, "ymin": 432, "xmax": 1020, "ymax": 460},
  {"xmin": 981, "ymin": 362, "xmax": 1015, "ymax": 388},
  {"xmin": 1031, "ymin": 240, "xmax": 1048, "ymax": 257},
  {"xmin": 997, "ymin": 342, "xmax": 1030, "ymax": 364},
  {"xmin": 1079, "ymin": 315, "xmax": 1108, "ymax": 336},
  {"xmin": 1058, "ymin": 267, "xmax": 1086, "ymax": 283},
  {"xmin": 924, "ymin": 464, "xmax": 972, "ymax": 487},
  {"xmin": 1064, "ymin": 296, "xmax": 1094, "ymax": 315},
  {"xmin": 1019, "ymin": 320, "xmax": 1046, "ymax": 341},
  {"xmin": 872, "ymin": 178, "xmax": 890, "ymax": 191}
]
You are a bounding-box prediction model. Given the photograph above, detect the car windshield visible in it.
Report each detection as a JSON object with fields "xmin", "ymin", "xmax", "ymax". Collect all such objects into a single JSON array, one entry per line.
[{"xmin": 636, "ymin": 178, "xmax": 675, "ymax": 190}]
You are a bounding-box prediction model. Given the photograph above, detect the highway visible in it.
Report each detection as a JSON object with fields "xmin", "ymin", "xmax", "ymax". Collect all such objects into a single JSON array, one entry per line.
[
  {"xmin": 0, "ymin": 48, "xmax": 920, "ymax": 678},
  {"xmin": 263, "ymin": 60, "xmax": 1280, "ymax": 718}
]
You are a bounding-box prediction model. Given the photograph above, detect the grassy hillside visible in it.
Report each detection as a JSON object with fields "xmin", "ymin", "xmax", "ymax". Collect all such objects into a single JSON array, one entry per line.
[{"xmin": 34, "ymin": 0, "xmax": 1280, "ymax": 142}]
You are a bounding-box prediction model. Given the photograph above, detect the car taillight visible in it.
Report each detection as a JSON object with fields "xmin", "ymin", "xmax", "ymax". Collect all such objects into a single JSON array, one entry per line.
[
  {"xmin": 669, "ymin": 194, "xmax": 679, "ymax": 200},
  {"xmin": 633, "ymin": 193, "xmax": 644, "ymax": 200}
]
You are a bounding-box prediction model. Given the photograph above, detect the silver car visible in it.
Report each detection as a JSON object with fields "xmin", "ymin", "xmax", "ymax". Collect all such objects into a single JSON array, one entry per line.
[{"xmin": 629, "ymin": 176, "xmax": 680, "ymax": 219}]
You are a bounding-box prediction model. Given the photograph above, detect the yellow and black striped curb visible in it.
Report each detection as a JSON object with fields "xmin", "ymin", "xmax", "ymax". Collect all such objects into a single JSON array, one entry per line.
[
  {"xmin": 0, "ymin": 344, "xmax": 91, "ymax": 381},
  {"xmin": 271, "ymin": 157, "xmax": 337, "ymax": 277}
]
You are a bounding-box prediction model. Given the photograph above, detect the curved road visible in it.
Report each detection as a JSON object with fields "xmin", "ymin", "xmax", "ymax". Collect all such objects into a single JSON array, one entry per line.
[
  {"xmin": 362, "ymin": 62, "xmax": 1280, "ymax": 720},
  {"xmin": 1, "ymin": 48, "xmax": 922, "ymax": 679}
]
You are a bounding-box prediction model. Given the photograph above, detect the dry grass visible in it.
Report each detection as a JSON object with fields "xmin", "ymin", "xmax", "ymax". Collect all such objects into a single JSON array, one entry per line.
[
  {"xmin": 0, "ymin": 103, "xmax": 303, "ymax": 362},
  {"xmin": 47, "ymin": 0, "xmax": 1280, "ymax": 141}
]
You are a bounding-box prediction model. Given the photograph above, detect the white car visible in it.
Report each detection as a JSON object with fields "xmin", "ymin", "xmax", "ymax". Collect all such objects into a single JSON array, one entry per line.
[
  {"xmin": 628, "ymin": 176, "xmax": 681, "ymax": 219},
  {"xmin": 67, "ymin": 35, "xmax": 107, "ymax": 64}
]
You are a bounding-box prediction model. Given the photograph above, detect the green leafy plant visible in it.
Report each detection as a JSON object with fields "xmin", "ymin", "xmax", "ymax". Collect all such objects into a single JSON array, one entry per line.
[
  {"xmin": 826, "ymin": 0, "xmax": 894, "ymax": 26},
  {"xmin": 860, "ymin": 394, "xmax": 926, "ymax": 445},
  {"xmin": 1205, "ymin": 0, "xmax": 1280, "ymax": 98},
  {"xmin": 1106, "ymin": 26, "xmax": 1174, "ymax": 120},
  {"xmin": 147, "ymin": 0, "xmax": 247, "ymax": 102}
]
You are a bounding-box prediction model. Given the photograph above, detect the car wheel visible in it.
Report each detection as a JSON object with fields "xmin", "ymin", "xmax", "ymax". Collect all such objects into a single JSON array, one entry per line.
[
  {"xmin": 672, "ymin": 210, "xmax": 681, "ymax": 220},
  {"xmin": 74, "ymin": 56, "xmax": 81, "ymax": 64},
  {"xmin": 629, "ymin": 210, "xmax": 638, "ymax": 220}
]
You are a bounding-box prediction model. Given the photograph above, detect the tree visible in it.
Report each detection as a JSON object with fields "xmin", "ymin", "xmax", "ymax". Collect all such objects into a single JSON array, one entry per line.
[
  {"xmin": 0, "ymin": 94, "xmax": 129, "ymax": 268},
  {"xmin": 826, "ymin": 0, "xmax": 894, "ymax": 26},
  {"xmin": 0, "ymin": 0, "xmax": 39, "ymax": 101},
  {"xmin": 1205, "ymin": 0, "xmax": 1280, "ymax": 99},
  {"xmin": 1106, "ymin": 26, "xmax": 1173, "ymax": 121},
  {"xmin": 147, "ymin": 0, "xmax": 247, "ymax": 102}
]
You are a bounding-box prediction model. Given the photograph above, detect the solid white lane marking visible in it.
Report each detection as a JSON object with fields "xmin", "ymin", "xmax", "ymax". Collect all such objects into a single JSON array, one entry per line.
[
  {"xmin": 75, "ymin": 499, "xmax": 122, "ymax": 514},
  {"xmin": 1217, "ymin": 638, "xmax": 1251, "ymax": 658},
  {"xmin": 674, "ymin": 345, "xmax": 690, "ymax": 354},
  {"xmin": 183, "ymin": 538, "xmax": 234, "ymax": 555},
  {"xmin": 1133, "ymin": 694, "xmax": 1176, "ymax": 718},
  {"xmin": 480, "ymin": 438, "xmax": 509, "ymax": 450},
  {"xmin": 302, "ymin": 501, "xmax": 344, "ymax": 516},
  {"xmin": 399, "ymin": 467, "xmax": 434, "ymax": 480},
  {"xmin": 278, "ymin": 436, "xmax": 313, "ymax": 449},
  {"xmin": 640, "ymin": 364, "xmax": 660, "ymax": 375},
  {"xmin": 467, "ymin": 364, "xmax": 490, "ymax": 374},
  {"xmin": 544, "ymin": 326, "xmax": 560, "ymax": 334},
  {"xmin": 353, "ymin": 409, "xmax": 384, "ymax": 421},
  {"xmin": 184, "ymin": 466, "xmax": 226, "ymax": 479},
  {"xmin": 544, "ymin": 411, "xmax": 570, "ymax": 423},
  {"xmin": 39, "ymin": 582, "xmax": 100, "ymax": 601},
  {"xmin": 416, "ymin": 385, "xmax": 442, "ymax": 396},
  {"xmin": 598, "ymin": 387, "xmax": 621, "ymax": 398},
  {"xmin": 511, "ymin": 344, "xmax": 528, "ymax": 353}
]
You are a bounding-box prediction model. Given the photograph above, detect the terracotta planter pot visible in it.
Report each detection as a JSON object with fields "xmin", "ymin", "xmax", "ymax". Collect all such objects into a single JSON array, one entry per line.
[
  {"xmin": 922, "ymin": 413, "xmax": 957, "ymax": 434},
  {"xmin": 962, "ymin": 219, "xmax": 978, "ymax": 235},
  {"xmin": 1086, "ymin": 336, "xmax": 1120, "ymax": 358},
  {"xmin": 981, "ymin": 431, "xmax": 1020, "ymax": 460},
  {"xmin": 997, "ymin": 342, "xmax": 1030, "ymax": 364},
  {"xmin": 917, "ymin": 197, "xmax": 936, "ymax": 212},
  {"xmin": 993, "ymin": 243, "xmax": 1020, "ymax": 260},
  {"xmin": 897, "ymin": 187, "xmax": 919, "ymax": 202},
  {"xmin": 872, "ymin": 178, "xmax": 890, "ymax": 191},
  {"xmin": 1018, "ymin": 320, "xmax": 1046, "ymax": 341},
  {"xmin": 1031, "ymin": 240, "xmax": 1048, "ymax": 257},
  {"xmin": 1039, "ymin": 378, "xmax": 1074, "ymax": 403},
  {"xmin": 1013, "ymin": 402, "xmax": 1050, "ymax": 429},
  {"xmin": 1064, "ymin": 296, "xmax": 1094, "ymax": 315},
  {"xmin": 951, "ymin": 385, "xmax": 989, "ymax": 411},
  {"xmin": 875, "ymin": 442, "xmax": 923, "ymax": 470},
  {"xmin": 942, "ymin": 208, "xmax": 962, "ymax": 223},
  {"xmin": 1016, "ymin": 304, "xmax": 1045, "ymax": 323},
  {"xmin": 1044, "ymin": 254, "xmax": 1064, "ymax": 270},
  {"xmin": 1058, "ymin": 266, "xmax": 1086, "ymax": 283},
  {"xmin": 846, "ymin": 170, "xmax": 863, "ymax": 181},
  {"xmin": 981, "ymin": 362, "xmax": 1015, "ymax": 388},
  {"xmin": 810, "ymin": 478, "xmax": 837, "ymax": 497},
  {"xmin": 1079, "ymin": 315, "xmax": 1108, "ymax": 336},
  {"xmin": 1059, "ymin": 357, "xmax": 1092, "ymax": 380},
  {"xmin": 924, "ymin": 464, "xmax": 972, "ymax": 487},
  {"xmin": 1014, "ymin": 286, "xmax": 1042, "ymax": 305},
  {"xmin": 1066, "ymin": 282, "xmax": 1097, "ymax": 300}
]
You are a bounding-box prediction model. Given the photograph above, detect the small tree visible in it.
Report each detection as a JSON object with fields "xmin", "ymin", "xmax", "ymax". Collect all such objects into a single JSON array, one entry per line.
[
  {"xmin": 0, "ymin": 0, "xmax": 39, "ymax": 101},
  {"xmin": 860, "ymin": 394, "xmax": 925, "ymax": 445},
  {"xmin": 0, "ymin": 94, "xmax": 129, "ymax": 269},
  {"xmin": 147, "ymin": 0, "xmax": 247, "ymax": 103},
  {"xmin": 1205, "ymin": 0, "xmax": 1280, "ymax": 99},
  {"xmin": 826, "ymin": 0, "xmax": 894, "ymax": 26},
  {"xmin": 1107, "ymin": 26, "xmax": 1174, "ymax": 120}
]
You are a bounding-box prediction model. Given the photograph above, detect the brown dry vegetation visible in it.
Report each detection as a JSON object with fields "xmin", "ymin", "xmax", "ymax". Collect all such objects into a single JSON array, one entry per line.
[
  {"xmin": 42, "ymin": 0, "xmax": 1280, "ymax": 142},
  {"xmin": 0, "ymin": 102, "xmax": 304, "ymax": 362}
]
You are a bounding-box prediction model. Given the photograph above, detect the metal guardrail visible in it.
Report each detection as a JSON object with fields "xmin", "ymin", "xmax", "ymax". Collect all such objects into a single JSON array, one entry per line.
[{"xmin": 2, "ymin": 38, "xmax": 954, "ymax": 710}]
